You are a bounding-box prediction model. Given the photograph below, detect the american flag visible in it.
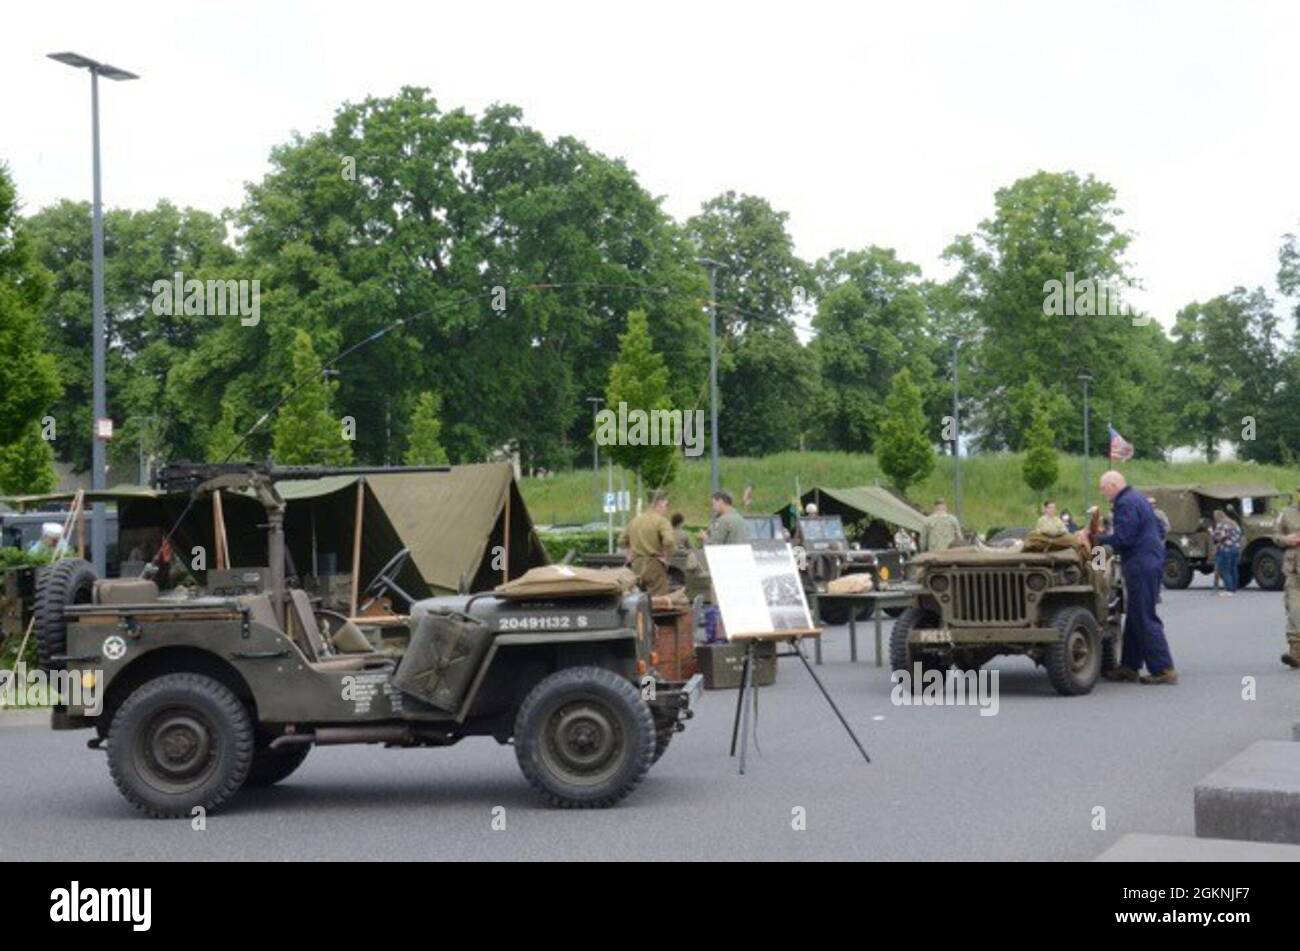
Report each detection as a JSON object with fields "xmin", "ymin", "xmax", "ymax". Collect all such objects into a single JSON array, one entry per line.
[{"xmin": 1108, "ymin": 425, "xmax": 1134, "ymax": 461}]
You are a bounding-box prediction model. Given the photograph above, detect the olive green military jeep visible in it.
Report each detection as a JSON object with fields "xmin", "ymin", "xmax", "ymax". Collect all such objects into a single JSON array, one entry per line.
[
  {"xmin": 1142, "ymin": 484, "xmax": 1287, "ymax": 590},
  {"xmin": 35, "ymin": 464, "xmax": 701, "ymax": 818},
  {"xmin": 891, "ymin": 545, "xmax": 1123, "ymax": 696}
]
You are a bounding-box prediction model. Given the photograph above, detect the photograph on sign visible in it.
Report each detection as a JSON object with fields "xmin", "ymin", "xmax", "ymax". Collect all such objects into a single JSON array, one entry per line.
[{"xmin": 705, "ymin": 541, "xmax": 815, "ymax": 639}]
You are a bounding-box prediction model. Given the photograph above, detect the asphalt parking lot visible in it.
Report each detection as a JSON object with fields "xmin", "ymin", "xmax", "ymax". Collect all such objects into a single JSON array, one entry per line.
[{"xmin": 2, "ymin": 577, "xmax": 1296, "ymax": 861}]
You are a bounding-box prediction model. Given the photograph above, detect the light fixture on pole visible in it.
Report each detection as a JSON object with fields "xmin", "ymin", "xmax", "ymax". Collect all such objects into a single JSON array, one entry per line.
[
  {"xmin": 697, "ymin": 258, "xmax": 723, "ymax": 494},
  {"xmin": 950, "ymin": 335, "xmax": 962, "ymax": 523},
  {"xmin": 1079, "ymin": 371, "xmax": 1093, "ymax": 510},
  {"xmin": 48, "ymin": 51, "xmax": 139, "ymax": 576}
]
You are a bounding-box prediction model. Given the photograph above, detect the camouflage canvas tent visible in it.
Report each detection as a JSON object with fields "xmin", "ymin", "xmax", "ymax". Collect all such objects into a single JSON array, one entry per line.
[
  {"xmin": 4, "ymin": 463, "xmax": 548, "ymax": 597},
  {"xmin": 783, "ymin": 486, "xmax": 926, "ymax": 532}
]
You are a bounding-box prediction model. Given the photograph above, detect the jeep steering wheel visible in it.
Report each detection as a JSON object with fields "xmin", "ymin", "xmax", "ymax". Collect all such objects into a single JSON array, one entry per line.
[{"xmin": 357, "ymin": 548, "xmax": 415, "ymax": 614}]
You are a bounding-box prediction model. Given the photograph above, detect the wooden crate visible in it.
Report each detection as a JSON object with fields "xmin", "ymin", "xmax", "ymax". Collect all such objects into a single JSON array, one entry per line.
[{"xmin": 652, "ymin": 607, "xmax": 697, "ymax": 681}]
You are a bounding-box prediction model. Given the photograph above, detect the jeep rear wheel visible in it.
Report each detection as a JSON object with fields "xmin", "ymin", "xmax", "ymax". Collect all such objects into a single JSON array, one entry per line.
[
  {"xmin": 889, "ymin": 607, "xmax": 949, "ymax": 677},
  {"xmin": 1251, "ymin": 546, "xmax": 1285, "ymax": 591},
  {"xmin": 1162, "ymin": 547, "xmax": 1192, "ymax": 589},
  {"xmin": 514, "ymin": 666, "xmax": 654, "ymax": 808},
  {"xmin": 107, "ymin": 673, "xmax": 253, "ymax": 818},
  {"xmin": 1044, "ymin": 606, "xmax": 1102, "ymax": 696},
  {"xmin": 32, "ymin": 558, "xmax": 97, "ymax": 671},
  {"xmin": 818, "ymin": 601, "xmax": 852, "ymax": 626}
]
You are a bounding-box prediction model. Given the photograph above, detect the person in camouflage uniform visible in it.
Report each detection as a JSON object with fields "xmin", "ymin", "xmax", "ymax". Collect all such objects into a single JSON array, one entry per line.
[
  {"xmin": 921, "ymin": 499, "xmax": 963, "ymax": 552},
  {"xmin": 618, "ymin": 491, "xmax": 676, "ymax": 596},
  {"xmin": 1275, "ymin": 494, "xmax": 1300, "ymax": 669}
]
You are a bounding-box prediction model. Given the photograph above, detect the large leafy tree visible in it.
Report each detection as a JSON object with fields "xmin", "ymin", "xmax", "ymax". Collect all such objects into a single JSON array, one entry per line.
[
  {"xmin": 1169, "ymin": 287, "xmax": 1281, "ymax": 462},
  {"xmin": 24, "ymin": 199, "xmax": 236, "ymax": 474},
  {"xmin": 0, "ymin": 163, "xmax": 60, "ymax": 446},
  {"xmin": 810, "ymin": 247, "xmax": 942, "ymax": 452},
  {"xmin": 718, "ymin": 324, "xmax": 817, "ymax": 456},
  {"xmin": 175, "ymin": 89, "xmax": 706, "ymax": 472},
  {"xmin": 945, "ymin": 171, "xmax": 1171, "ymax": 456}
]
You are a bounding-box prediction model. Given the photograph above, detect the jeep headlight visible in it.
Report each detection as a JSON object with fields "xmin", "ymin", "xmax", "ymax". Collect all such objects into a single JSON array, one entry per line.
[
  {"xmin": 1061, "ymin": 565, "xmax": 1081, "ymax": 584},
  {"xmin": 928, "ymin": 574, "xmax": 949, "ymax": 593},
  {"xmin": 1026, "ymin": 573, "xmax": 1047, "ymax": 592}
]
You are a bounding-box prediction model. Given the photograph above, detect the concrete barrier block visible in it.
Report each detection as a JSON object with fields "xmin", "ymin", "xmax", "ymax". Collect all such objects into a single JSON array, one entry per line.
[
  {"xmin": 1194, "ymin": 741, "xmax": 1300, "ymax": 844},
  {"xmin": 1096, "ymin": 833, "xmax": 1300, "ymax": 862}
]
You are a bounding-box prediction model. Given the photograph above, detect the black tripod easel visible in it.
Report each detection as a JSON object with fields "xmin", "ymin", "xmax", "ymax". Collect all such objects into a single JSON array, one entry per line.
[{"xmin": 728, "ymin": 633, "xmax": 871, "ymax": 774}]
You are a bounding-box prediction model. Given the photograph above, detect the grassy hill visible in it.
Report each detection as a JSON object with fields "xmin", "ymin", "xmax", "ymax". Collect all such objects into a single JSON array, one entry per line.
[{"xmin": 520, "ymin": 451, "xmax": 1300, "ymax": 533}]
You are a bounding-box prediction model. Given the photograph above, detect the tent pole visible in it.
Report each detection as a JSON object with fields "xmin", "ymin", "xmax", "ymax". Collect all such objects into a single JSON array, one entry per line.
[
  {"xmin": 503, "ymin": 484, "xmax": 511, "ymax": 584},
  {"xmin": 213, "ymin": 490, "xmax": 230, "ymax": 570},
  {"xmin": 350, "ymin": 480, "xmax": 364, "ymax": 617}
]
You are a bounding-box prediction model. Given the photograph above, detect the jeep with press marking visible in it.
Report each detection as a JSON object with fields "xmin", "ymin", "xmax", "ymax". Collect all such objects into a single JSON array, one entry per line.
[
  {"xmin": 34, "ymin": 463, "xmax": 701, "ymax": 817},
  {"xmin": 892, "ymin": 543, "xmax": 1123, "ymax": 695}
]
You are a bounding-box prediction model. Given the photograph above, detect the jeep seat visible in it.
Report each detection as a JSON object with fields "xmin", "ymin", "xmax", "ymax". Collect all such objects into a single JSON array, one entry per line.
[
  {"xmin": 94, "ymin": 578, "xmax": 159, "ymax": 605},
  {"xmin": 287, "ymin": 588, "xmax": 392, "ymax": 673}
]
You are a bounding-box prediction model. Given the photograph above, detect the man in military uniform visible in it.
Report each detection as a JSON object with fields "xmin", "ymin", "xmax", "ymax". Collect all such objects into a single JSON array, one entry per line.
[
  {"xmin": 701, "ymin": 491, "xmax": 748, "ymax": 545},
  {"xmin": 921, "ymin": 499, "xmax": 962, "ymax": 552},
  {"xmin": 1275, "ymin": 491, "xmax": 1300, "ymax": 669},
  {"xmin": 1034, "ymin": 499, "xmax": 1068, "ymax": 536},
  {"xmin": 618, "ymin": 491, "xmax": 676, "ymax": 596},
  {"xmin": 1147, "ymin": 496, "xmax": 1170, "ymax": 538}
]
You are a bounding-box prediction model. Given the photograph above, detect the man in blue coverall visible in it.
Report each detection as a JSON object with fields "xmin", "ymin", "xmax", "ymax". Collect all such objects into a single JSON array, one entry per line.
[{"xmin": 1086, "ymin": 470, "xmax": 1178, "ymax": 685}]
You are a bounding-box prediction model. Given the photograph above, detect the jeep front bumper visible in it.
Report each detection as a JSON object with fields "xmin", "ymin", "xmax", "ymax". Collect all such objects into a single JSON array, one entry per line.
[
  {"xmin": 648, "ymin": 673, "xmax": 703, "ymax": 725},
  {"xmin": 910, "ymin": 626, "xmax": 1062, "ymax": 646}
]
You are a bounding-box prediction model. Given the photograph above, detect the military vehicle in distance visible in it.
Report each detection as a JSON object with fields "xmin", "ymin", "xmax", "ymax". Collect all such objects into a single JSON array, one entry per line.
[
  {"xmin": 893, "ymin": 544, "xmax": 1122, "ymax": 696},
  {"xmin": 36, "ymin": 463, "xmax": 701, "ymax": 818},
  {"xmin": 1143, "ymin": 483, "xmax": 1287, "ymax": 590},
  {"xmin": 792, "ymin": 514, "xmax": 905, "ymax": 625}
]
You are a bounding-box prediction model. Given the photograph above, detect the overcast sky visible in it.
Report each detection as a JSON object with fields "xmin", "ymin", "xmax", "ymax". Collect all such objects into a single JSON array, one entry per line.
[{"xmin": 5, "ymin": 0, "xmax": 1299, "ymax": 330}]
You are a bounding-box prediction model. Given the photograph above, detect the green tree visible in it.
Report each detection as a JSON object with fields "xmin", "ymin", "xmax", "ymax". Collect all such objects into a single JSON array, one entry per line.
[
  {"xmin": 877, "ymin": 368, "xmax": 934, "ymax": 493},
  {"xmin": 0, "ymin": 163, "xmax": 60, "ymax": 451},
  {"xmin": 810, "ymin": 247, "xmax": 942, "ymax": 452},
  {"xmin": 718, "ymin": 324, "xmax": 817, "ymax": 456},
  {"xmin": 0, "ymin": 420, "xmax": 56, "ymax": 495},
  {"xmin": 206, "ymin": 403, "xmax": 242, "ymax": 462},
  {"xmin": 1022, "ymin": 396, "xmax": 1059, "ymax": 497},
  {"xmin": 271, "ymin": 330, "xmax": 352, "ymax": 465},
  {"xmin": 1168, "ymin": 288, "xmax": 1280, "ymax": 462},
  {"xmin": 602, "ymin": 310, "xmax": 677, "ymax": 489},
  {"xmin": 404, "ymin": 390, "xmax": 449, "ymax": 465},
  {"xmin": 945, "ymin": 170, "xmax": 1171, "ymax": 455}
]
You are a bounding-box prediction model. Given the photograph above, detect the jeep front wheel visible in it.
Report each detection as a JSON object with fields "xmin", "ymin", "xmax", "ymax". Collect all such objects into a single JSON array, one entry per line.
[
  {"xmin": 1044, "ymin": 606, "xmax": 1102, "ymax": 696},
  {"xmin": 889, "ymin": 607, "xmax": 949, "ymax": 676},
  {"xmin": 107, "ymin": 673, "xmax": 254, "ymax": 818},
  {"xmin": 514, "ymin": 667, "xmax": 655, "ymax": 808}
]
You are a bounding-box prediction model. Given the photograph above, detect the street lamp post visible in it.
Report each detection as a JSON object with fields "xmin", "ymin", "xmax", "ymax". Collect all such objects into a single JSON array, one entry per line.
[
  {"xmin": 1079, "ymin": 372, "xmax": 1093, "ymax": 511},
  {"xmin": 586, "ymin": 396, "xmax": 603, "ymax": 511},
  {"xmin": 951, "ymin": 336, "xmax": 962, "ymax": 523},
  {"xmin": 698, "ymin": 258, "xmax": 722, "ymax": 494},
  {"xmin": 49, "ymin": 52, "xmax": 138, "ymax": 576}
]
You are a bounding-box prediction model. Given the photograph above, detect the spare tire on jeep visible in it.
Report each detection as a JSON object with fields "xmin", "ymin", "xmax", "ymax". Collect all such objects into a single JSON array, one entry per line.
[{"xmin": 33, "ymin": 558, "xmax": 97, "ymax": 671}]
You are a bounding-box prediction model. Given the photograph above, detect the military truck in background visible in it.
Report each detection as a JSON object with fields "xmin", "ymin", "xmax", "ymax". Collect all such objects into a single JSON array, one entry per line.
[
  {"xmin": 791, "ymin": 514, "xmax": 905, "ymax": 625},
  {"xmin": 1142, "ymin": 484, "xmax": 1287, "ymax": 590},
  {"xmin": 894, "ymin": 543, "xmax": 1123, "ymax": 696}
]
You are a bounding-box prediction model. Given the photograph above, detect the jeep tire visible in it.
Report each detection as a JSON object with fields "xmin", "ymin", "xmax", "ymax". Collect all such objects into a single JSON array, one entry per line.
[
  {"xmin": 1162, "ymin": 546, "xmax": 1192, "ymax": 589},
  {"xmin": 889, "ymin": 607, "xmax": 949, "ymax": 677},
  {"xmin": 514, "ymin": 666, "xmax": 654, "ymax": 808},
  {"xmin": 1044, "ymin": 606, "xmax": 1102, "ymax": 696},
  {"xmin": 1251, "ymin": 546, "xmax": 1285, "ymax": 591},
  {"xmin": 107, "ymin": 673, "xmax": 254, "ymax": 818},
  {"xmin": 32, "ymin": 557, "xmax": 97, "ymax": 671}
]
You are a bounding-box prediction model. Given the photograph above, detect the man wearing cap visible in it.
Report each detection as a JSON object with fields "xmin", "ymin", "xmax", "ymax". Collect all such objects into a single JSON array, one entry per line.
[
  {"xmin": 1087, "ymin": 470, "xmax": 1177, "ymax": 685},
  {"xmin": 26, "ymin": 522, "xmax": 68, "ymax": 559},
  {"xmin": 618, "ymin": 491, "xmax": 676, "ymax": 596},
  {"xmin": 1274, "ymin": 490, "xmax": 1300, "ymax": 669}
]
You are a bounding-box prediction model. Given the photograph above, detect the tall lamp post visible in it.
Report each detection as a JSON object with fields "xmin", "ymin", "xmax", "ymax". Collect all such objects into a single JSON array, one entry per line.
[
  {"xmin": 697, "ymin": 258, "xmax": 723, "ymax": 494},
  {"xmin": 1079, "ymin": 371, "xmax": 1093, "ymax": 511},
  {"xmin": 48, "ymin": 52, "xmax": 139, "ymax": 576},
  {"xmin": 950, "ymin": 336, "xmax": 962, "ymax": 523},
  {"xmin": 586, "ymin": 396, "xmax": 603, "ymax": 509}
]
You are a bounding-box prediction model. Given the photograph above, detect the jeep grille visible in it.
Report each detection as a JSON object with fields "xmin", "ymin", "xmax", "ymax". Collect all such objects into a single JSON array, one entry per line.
[{"xmin": 950, "ymin": 570, "xmax": 1029, "ymax": 625}]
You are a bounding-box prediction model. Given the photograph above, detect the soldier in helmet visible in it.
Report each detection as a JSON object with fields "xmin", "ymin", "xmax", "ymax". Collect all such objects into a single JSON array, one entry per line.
[{"xmin": 1275, "ymin": 490, "xmax": 1300, "ymax": 669}]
